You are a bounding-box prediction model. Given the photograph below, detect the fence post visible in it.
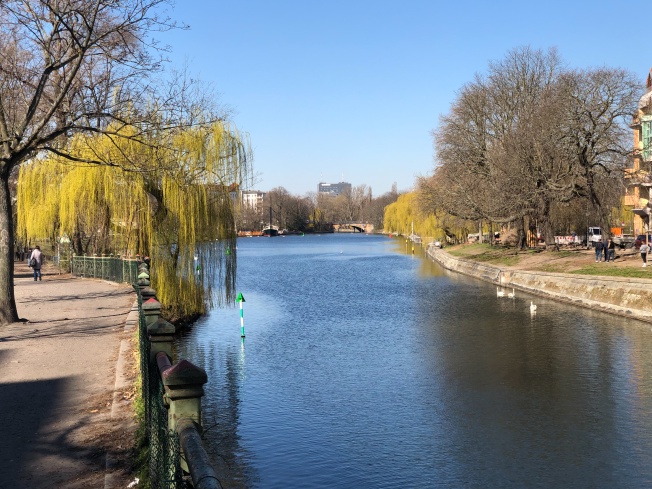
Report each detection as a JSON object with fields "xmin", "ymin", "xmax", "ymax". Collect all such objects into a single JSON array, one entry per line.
[
  {"xmin": 148, "ymin": 318, "xmax": 176, "ymax": 363},
  {"xmin": 138, "ymin": 271, "xmax": 151, "ymax": 289},
  {"xmin": 141, "ymin": 286, "xmax": 157, "ymax": 301},
  {"xmin": 142, "ymin": 297, "xmax": 162, "ymax": 327},
  {"xmin": 160, "ymin": 359, "xmax": 208, "ymax": 473}
]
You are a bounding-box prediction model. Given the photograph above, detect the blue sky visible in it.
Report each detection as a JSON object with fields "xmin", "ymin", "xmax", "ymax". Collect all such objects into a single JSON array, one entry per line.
[{"xmin": 164, "ymin": 1, "xmax": 647, "ymax": 197}]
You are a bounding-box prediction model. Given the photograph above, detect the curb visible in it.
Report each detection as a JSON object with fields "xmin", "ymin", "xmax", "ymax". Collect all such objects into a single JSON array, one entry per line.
[{"xmin": 104, "ymin": 300, "xmax": 139, "ymax": 489}]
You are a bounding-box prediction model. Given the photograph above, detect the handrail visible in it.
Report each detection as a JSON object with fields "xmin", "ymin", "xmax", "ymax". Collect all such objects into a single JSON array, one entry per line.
[
  {"xmin": 177, "ymin": 419, "xmax": 223, "ymax": 489},
  {"xmin": 137, "ymin": 262, "xmax": 222, "ymax": 488}
]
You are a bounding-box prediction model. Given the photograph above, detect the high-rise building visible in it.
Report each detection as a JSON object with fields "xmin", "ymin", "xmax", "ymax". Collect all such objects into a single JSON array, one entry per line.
[{"xmin": 318, "ymin": 181, "xmax": 352, "ymax": 196}]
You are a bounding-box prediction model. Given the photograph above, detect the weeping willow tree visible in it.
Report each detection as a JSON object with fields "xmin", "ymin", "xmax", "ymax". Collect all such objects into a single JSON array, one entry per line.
[
  {"xmin": 383, "ymin": 193, "xmax": 443, "ymax": 239},
  {"xmin": 17, "ymin": 121, "xmax": 252, "ymax": 319},
  {"xmin": 384, "ymin": 192, "xmax": 475, "ymax": 243}
]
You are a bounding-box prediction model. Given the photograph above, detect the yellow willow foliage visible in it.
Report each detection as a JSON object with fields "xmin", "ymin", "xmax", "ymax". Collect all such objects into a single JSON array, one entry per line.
[
  {"xmin": 383, "ymin": 193, "xmax": 447, "ymax": 240},
  {"xmin": 417, "ymin": 214, "xmax": 446, "ymax": 241},
  {"xmin": 17, "ymin": 158, "xmax": 63, "ymax": 240},
  {"xmin": 18, "ymin": 148, "xmax": 151, "ymax": 254},
  {"xmin": 383, "ymin": 193, "xmax": 415, "ymax": 234},
  {"xmin": 172, "ymin": 123, "xmax": 251, "ymax": 185},
  {"xmin": 17, "ymin": 120, "xmax": 251, "ymax": 319}
]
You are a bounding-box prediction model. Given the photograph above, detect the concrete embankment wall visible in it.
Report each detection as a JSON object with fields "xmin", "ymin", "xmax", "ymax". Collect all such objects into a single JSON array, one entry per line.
[{"xmin": 427, "ymin": 248, "xmax": 652, "ymax": 323}]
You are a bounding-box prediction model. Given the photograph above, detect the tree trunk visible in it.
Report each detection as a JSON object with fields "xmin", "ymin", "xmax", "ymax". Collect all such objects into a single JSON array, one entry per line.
[
  {"xmin": 517, "ymin": 217, "xmax": 526, "ymax": 250},
  {"xmin": 539, "ymin": 198, "xmax": 559, "ymax": 250},
  {"xmin": 541, "ymin": 220, "xmax": 559, "ymax": 251},
  {"xmin": 0, "ymin": 173, "xmax": 19, "ymax": 324}
]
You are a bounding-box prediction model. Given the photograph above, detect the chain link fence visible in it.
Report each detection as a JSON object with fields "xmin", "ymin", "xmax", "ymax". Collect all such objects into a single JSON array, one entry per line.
[{"xmin": 135, "ymin": 286, "xmax": 185, "ymax": 489}]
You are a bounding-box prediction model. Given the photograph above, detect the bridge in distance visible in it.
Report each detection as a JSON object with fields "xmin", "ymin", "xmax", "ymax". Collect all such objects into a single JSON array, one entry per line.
[{"xmin": 332, "ymin": 222, "xmax": 374, "ymax": 233}]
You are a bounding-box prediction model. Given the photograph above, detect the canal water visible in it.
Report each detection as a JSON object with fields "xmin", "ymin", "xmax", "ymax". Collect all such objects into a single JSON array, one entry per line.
[{"xmin": 176, "ymin": 234, "xmax": 652, "ymax": 488}]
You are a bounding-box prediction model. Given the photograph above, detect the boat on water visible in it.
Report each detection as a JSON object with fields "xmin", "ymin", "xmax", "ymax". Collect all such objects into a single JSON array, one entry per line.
[
  {"xmin": 407, "ymin": 222, "xmax": 421, "ymax": 244},
  {"xmin": 262, "ymin": 225, "xmax": 279, "ymax": 237}
]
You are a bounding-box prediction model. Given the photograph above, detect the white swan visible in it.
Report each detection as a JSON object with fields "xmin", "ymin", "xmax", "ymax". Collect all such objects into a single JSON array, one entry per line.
[
  {"xmin": 508, "ymin": 289, "xmax": 515, "ymax": 299},
  {"xmin": 497, "ymin": 288, "xmax": 505, "ymax": 297},
  {"xmin": 530, "ymin": 301, "xmax": 537, "ymax": 313}
]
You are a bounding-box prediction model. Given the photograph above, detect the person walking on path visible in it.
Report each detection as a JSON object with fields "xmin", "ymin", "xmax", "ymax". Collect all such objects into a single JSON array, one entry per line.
[
  {"xmin": 607, "ymin": 238, "xmax": 616, "ymax": 262},
  {"xmin": 595, "ymin": 240, "xmax": 604, "ymax": 262},
  {"xmin": 641, "ymin": 242, "xmax": 649, "ymax": 267},
  {"xmin": 29, "ymin": 245, "xmax": 43, "ymax": 281}
]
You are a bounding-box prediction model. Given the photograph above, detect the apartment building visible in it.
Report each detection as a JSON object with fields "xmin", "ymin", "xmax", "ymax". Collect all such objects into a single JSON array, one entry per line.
[
  {"xmin": 628, "ymin": 70, "xmax": 652, "ymax": 234},
  {"xmin": 241, "ymin": 190, "xmax": 266, "ymax": 210}
]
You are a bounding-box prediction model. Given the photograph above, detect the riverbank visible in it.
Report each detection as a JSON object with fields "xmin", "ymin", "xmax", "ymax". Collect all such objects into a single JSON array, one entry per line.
[
  {"xmin": 0, "ymin": 261, "xmax": 138, "ymax": 488},
  {"xmin": 427, "ymin": 244, "xmax": 652, "ymax": 323}
]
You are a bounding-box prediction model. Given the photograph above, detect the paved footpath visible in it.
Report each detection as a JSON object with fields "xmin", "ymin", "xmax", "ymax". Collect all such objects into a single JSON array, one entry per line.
[{"xmin": 0, "ymin": 261, "xmax": 138, "ymax": 488}]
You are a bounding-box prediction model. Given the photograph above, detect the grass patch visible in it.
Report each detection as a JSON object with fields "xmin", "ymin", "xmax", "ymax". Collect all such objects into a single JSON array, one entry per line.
[
  {"xmin": 132, "ymin": 328, "xmax": 151, "ymax": 489},
  {"xmin": 447, "ymin": 243, "xmax": 493, "ymax": 257},
  {"xmin": 570, "ymin": 266, "xmax": 652, "ymax": 279},
  {"xmin": 472, "ymin": 253, "xmax": 521, "ymax": 266},
  {"xmin": 446, "ymin": 243, "xmax": 523, "ymax": 266},
  {"xmin": 536, "ymin": 264, "xmax": 568, "ymax": 273}
]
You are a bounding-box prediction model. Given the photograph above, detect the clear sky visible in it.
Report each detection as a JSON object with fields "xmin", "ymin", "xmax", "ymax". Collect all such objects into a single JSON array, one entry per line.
[{"xmin": 163, "ymin": 0, "xmax": 647, "ymax": 197}]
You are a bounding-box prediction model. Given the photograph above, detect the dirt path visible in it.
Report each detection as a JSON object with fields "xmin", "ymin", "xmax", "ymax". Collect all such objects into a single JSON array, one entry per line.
[{"xmin": 0, "ymin": 261, "xmax": 138, "ymax": 488}]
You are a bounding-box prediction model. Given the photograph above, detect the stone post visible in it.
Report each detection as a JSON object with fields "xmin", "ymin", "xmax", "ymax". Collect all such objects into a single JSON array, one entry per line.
[
  {"xmin": 148, "ymin": 317, "xmax": 176, "ymax": 362},
  {"xmin": 161, "ymin": 358, "xmax": 208, "ymax": 473},
  {"xmin": 137, "ymin": 271, "xmax": 151, "ymax": 289},
  {"xmin": 142, "ymin": 297, "xmax": 161, "ymax": 327},
  {"xmin": 140, "ymin": 286, "xmax": 157, "ymax": 301}
]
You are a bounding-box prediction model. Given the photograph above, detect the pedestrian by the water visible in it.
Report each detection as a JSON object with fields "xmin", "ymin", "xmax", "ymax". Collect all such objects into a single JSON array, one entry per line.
[
  {"xmin": 607, "ymin": 238, "xmax": 616, "ymax": 262},
  {"xmin": 29, "ymin": 245, "xmax": 43, "ymax": 281},
  {"xmin": 603, "ymin": 238, "xmax": 609, "ymax": 262},
  {"xmin": 594, "ymin": 239, "xmax": 604, "ymax": 262},
  {"xmin": 641, "ymin": 242, "xmax": 649, "ymax": 267}
]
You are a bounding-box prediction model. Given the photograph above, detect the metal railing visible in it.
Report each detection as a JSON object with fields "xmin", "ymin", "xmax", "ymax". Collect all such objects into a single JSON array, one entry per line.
[
  {"xmin": 134, "ymin": 277, "xmax": 222, "ymax": 489},
  {"xmin": 135, "ymin": 286, "xmax": 184, "ymax": 488},
  {"xmin": 71, "ymin": 255, "xmax": 139, "ymax": 283}
]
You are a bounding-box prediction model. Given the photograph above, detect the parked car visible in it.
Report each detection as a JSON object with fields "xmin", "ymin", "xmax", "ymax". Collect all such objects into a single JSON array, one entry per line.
[
  {"xmin": 635, "ymin": 235, "xmax": 652, "ymax": 248},
  {"xmin": 612, "ymin": 234, "xmax": 635, "ymax": 249}
]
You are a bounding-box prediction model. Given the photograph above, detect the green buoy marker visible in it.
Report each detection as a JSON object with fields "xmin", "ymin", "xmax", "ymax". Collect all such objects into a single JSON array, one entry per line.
[{"xmin": 236, "ymin": 293, "xmax": 246, "ymax": 337}]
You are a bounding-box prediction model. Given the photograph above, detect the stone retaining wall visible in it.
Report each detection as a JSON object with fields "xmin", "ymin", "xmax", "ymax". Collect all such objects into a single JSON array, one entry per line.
[{"xmin": 428, "ymin": 248, "xmax": 652, "ymax": 323}]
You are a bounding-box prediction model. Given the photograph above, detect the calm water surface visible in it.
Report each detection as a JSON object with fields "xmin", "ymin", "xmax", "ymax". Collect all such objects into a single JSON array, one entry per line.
[{"xmin": 176, "ymin": 234, "xmax": 652, "ymax": 488}]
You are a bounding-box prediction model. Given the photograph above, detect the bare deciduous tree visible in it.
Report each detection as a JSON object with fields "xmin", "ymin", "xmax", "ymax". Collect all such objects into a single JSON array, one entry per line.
[
  {"xmin": 421, "ymin": 46, "xmax": 638, "ymax": 249},
  {"xmin": 0, "ymin": 0, "xmax": 203, "ymax": 324}
]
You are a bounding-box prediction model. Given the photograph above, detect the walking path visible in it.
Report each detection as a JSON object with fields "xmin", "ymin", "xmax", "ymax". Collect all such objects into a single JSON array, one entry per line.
[{"xmin": 0, "ymin": 261, "xmax": 138, "ymax": 488}]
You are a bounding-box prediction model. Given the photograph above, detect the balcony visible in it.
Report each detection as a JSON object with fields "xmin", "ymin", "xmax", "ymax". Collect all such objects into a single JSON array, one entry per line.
[
  {"xmin": 624, "ymin": 195, "xmax": 641, "ymax": 206},
  {"xmin": 625, "ymin": 169, "xmax": 652, "ymax": 187}
]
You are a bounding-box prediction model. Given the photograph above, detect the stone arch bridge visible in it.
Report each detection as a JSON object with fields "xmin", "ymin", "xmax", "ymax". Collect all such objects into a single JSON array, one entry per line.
[{"xmin": 333, "ymin": 222, "xmax": 375, "ymax": 233}]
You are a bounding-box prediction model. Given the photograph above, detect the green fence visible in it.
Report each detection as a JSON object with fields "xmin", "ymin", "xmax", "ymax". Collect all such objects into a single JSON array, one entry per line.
[
  {"xmin": 70, "ymin": 255, "xmax": 139, "ymax": 284},
  {"xmin": 135, "ymin": 286, "xmax": 184, "ymax": 489}
]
